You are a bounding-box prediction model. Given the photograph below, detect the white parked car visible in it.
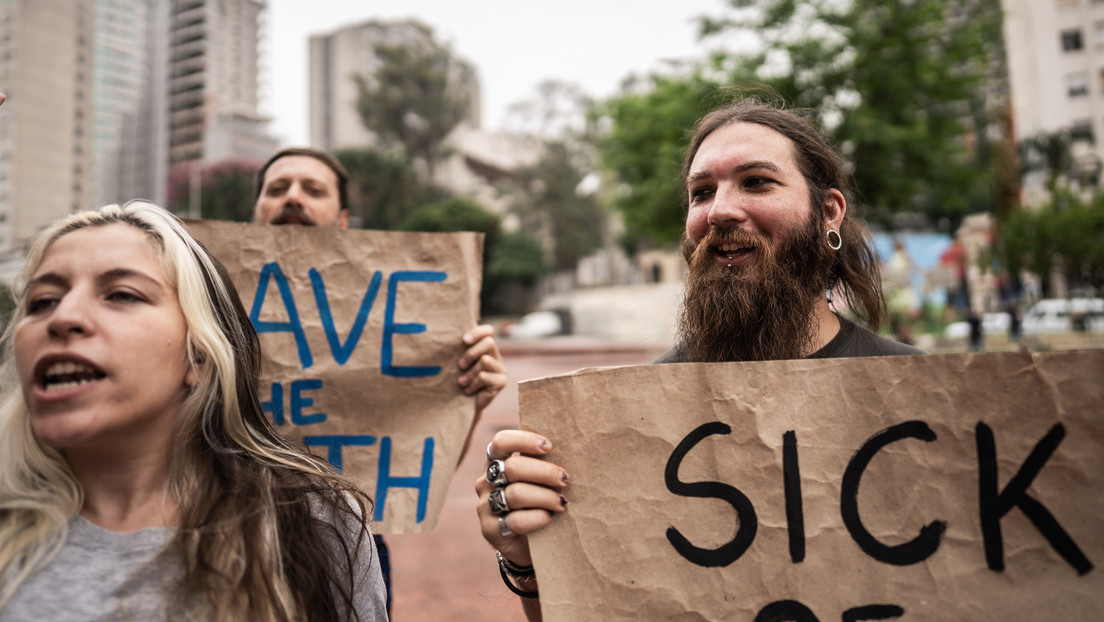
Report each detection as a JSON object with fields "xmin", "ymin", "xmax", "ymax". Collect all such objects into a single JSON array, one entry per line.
[
  {"xmin": 503, "ymin": 310, "xmax": 563, "ymax": 339},
  {"xmin": 1022, "ymin": 298, "xmax": 1104, "ymax": 335}
]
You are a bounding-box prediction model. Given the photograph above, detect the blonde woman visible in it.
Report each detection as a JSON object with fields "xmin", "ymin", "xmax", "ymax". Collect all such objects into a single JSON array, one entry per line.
[{"xmin": 0, "ymin": 201, "xmax": 387, "ymax": 621}]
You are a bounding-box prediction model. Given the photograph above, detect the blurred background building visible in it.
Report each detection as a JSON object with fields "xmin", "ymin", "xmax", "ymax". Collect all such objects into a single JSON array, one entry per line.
[
  {"xmin": 308, "ymin": 18, "xmax": 480, "ymax": 152},
  {"xmin": 1003, "ymin": 0, "xmax": 1104, "ymax": 202},
  {"xmin": 0, "ymin": 0, "xmax": 275, "ymax": 275}
]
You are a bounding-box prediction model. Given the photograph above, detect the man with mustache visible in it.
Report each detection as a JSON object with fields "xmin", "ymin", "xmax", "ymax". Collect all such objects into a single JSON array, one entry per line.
[
  {"xmin": 660, "ymin": 100, "xmax": 923, "ymax": 363},
  {"xmin": 254, "ymin": 146, "xmax": 507, "ymax": 614},
  {"xmin": 475, "ymin": 99, "xmax": 922, "ymax": 620}
]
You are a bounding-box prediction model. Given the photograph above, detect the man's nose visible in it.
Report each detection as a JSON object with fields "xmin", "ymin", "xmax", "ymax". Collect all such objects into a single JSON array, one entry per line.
[
  {"xmin": 284, "ymin": 182, "xmax": 303, "ymax": 205},
  {"xmin": 706, "ymin": 184, "xmax": 748, "ymax": 228}
]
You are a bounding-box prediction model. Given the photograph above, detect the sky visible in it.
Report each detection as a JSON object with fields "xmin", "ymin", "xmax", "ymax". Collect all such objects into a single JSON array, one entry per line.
[{"xmin": 262, "ymin": 0, "xmax": 730, "ymax": 146}]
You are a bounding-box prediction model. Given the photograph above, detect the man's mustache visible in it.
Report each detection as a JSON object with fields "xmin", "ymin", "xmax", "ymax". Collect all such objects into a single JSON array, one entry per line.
[{"xmin": 270, "ymin": 204, "xmax": 317, "ymax": 226}]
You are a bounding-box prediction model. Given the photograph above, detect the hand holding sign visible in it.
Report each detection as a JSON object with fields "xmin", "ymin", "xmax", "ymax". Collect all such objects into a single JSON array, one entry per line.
[
  {"xmin": 459, "ymin": 324, "xmax": 506, "ymax": 414},
  {"xmin": 477, "ymin": 431, "xmax": 569, "ymax": 570}
]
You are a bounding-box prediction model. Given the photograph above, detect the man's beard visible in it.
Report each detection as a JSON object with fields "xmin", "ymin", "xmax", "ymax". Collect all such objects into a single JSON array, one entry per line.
[
  {"xmin": 269, "ymin": 203, "xmax": 317, "ymax": 226},
  {"xmin": 676, "ymin": 214, "xmax": 831, "ymax": 362}
]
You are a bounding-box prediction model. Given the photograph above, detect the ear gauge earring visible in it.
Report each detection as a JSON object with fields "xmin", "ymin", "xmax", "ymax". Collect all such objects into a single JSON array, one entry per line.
[{"xmin": 826, "ymin": 229, "xmax": 842, "ymax": 251}]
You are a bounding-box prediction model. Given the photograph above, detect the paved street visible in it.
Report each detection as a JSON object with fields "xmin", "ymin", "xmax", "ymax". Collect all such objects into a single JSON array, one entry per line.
[{"xmin": 387, "ymin": 340, "xmax": 664, "ymax": 621}]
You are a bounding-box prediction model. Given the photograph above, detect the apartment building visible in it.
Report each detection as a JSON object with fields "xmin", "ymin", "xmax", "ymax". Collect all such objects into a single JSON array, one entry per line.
[
  {"xmin": 168, "ymin": 0, "xmax": 275, "ymax": 168},
  {"xmin": 89, "ymin": 0, "xmax": 158, "ymax": 208},
  {"xmin": 1003, "ymin": 0, "xmax": 1104, "ymax": 201},
  {"xmin": 0, "ymin": 0, "xmax": 93, "ymax": 257}
]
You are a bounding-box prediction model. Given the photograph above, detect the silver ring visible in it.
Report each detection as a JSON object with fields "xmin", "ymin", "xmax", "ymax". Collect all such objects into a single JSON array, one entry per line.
[
  {"xmin": 485, "ymin": 441, "xmax": 497, "ymax": 463},
  {"xmin": 486, "ymin": 459, "xmax": 508, "ymax": 487},
  {"xmin": 498, "ymin": 515, "xmax": 515, "ymax": 538},
  {"xmin": 488, "ymin": 486, "xmax": 510, "ymax": 515}
]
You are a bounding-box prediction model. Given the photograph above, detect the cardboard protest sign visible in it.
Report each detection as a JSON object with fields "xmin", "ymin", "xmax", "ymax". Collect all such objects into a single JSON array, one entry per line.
[
  {"xmin": 520, "ymin": 351, "xmax": 1103, "ymax": 620},
  {"xmin": 188, "ymin": 220, "xmax": 483, "ymax": 533}
]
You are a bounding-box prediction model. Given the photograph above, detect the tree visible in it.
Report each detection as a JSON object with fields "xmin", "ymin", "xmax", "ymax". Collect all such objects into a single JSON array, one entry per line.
[
  {"xmin": 698, "ymin": 0, "xmax": 1005, "ymax": 231},
  {"xmin": 1018, "ymin": 129, "xmax": 1079, "ymax": 193},
  {"xmin": 0, "ymin": 282, "xmax": 15, "ymax": 333},
  {"xmin": 500, "ymin": 80, "xmax": 609, "ymax": 273},
  {"xmin": 354, "ymin": 22, "xmax": 473, "ymax": 181},
  {"xmin": 999, "ymin": 188, "xmax": 1104, "ymax": 295},
  {"xmin": 334, "ymin": 147, "xmax": 445, "ymax": 230},
  {"xmin": 509, "ymin": 141, "xmax": 606, "ymax": 273},
  {"xmin": 594, "ymin": 72, "xmax": 722, "ymax": 250},
  {"xmin": 166, "ymin": 158, "xmax": 260, "ymax": 222},
  {"xmin": 400, "ymin": 197, "xmax": 547, "ymax": 314},
  {"xmin": 503, "ymin": 80, "xmax": 593, "ymax": 141}
]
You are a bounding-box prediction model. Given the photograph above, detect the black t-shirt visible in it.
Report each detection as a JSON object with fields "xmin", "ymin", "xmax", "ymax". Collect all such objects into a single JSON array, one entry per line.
[{"xmin": 653, "ymin": 315, "xmax": 925, "ymax": 364}]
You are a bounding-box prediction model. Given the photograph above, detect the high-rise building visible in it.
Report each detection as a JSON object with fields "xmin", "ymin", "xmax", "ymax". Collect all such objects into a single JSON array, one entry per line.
[
  {"xmin": 168, "ymin": 0, "xmax": 275, "ymax": 168},
  {"xmin": 1002, "ymin": 0, "xmax": 1104, "ymax": 201},
  {"xmin": 0, "ymin": 0, "xmax": 275, "ymax": 276},
  {"xmin": 308, "ymin": 18, "xmax": 481, "ymax": 153},
  {"xmin": 0, "ymin": 0, "xmax": 94, "ymax": 258},
  {"xmin": 88, "ymin": 0, "xmax": 155, "ymax": 208}
]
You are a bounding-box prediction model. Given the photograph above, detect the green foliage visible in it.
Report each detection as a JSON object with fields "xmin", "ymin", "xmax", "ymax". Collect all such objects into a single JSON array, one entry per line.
[
  {"xmin": 354, "ymin": 23, "xmax": 473, "ymax": 179},
  {"xmin": 400, "ymin": 196, "xmax": 500, "ymax": 240},
  {"xmin": 0, "ymin": 281, "xmax": 15, "ymax": 333},
  {"xmin": 700, "ymin": 0, "xmax": 1004, "ymax": 231},
  {"xmin": 998, "ymin": 189, "xmax": 1104, "ymax": 292},
  {"xmin": 334, "ymin": 148, "xmax": 445, "ymax": 230},
  {"xmin": 486, "ymin": 231, "xmax": 548, "ymax": 287},
  {"xmin": 509, "ymin": 141, "xmax": 606, "ymax": 272},
  {"xmin": 595, "ymin": 72, "xmax": 722, "ymax": 250},
  {"xmin": 400, "ymin": 197, "xmax": 547, "ymax": 314},
  {"xmin": 1018, "ymin": 129, "xmax": 1082, "ymax": 192},
  {"xmin": 166, "ymin": 158, "xmax": 260, "ymax": 222}
]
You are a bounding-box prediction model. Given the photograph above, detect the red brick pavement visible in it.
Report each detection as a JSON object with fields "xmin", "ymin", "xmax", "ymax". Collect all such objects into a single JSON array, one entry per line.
[{"xmin": 386, "ymin": 341, "xmax": 663, "ymax": 621}]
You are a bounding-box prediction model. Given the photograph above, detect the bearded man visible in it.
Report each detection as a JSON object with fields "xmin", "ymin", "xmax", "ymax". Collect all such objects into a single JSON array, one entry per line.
[
  {"xmin": 660, "ymin": 100, "xmax": 922, "ymax": 363},
  {"xmin": 474, "ymin": 99, "xmax": 922, "ymax": 622}
]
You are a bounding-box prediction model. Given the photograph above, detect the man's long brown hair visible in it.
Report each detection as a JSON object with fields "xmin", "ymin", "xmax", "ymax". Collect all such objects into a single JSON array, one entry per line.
[{"xmin": 681, "ymin": 96, "xmax": 887, "ymax": 330}]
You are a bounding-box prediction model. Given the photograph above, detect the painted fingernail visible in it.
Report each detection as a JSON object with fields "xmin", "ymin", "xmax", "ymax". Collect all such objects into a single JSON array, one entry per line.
[
  {"xmin": 560, "ymin": 496, "xmax": 568, "ymax": 508},
  {"xmin": 560, "ymin": 471, "xmax": 569, "ymax": 485},
  {"xmin": 538, "ymin": 439, "xmax": 551, "ymax": 451}
]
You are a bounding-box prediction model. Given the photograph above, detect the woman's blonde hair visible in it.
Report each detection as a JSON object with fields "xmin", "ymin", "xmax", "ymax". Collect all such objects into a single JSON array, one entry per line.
[{"xmin": 0, "ymin": 201, "xmax": 373, "ymax": 620}]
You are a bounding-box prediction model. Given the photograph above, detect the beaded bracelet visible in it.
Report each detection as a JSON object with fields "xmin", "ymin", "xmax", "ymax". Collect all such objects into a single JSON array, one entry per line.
[{"xmin": 496, "ymin": 550, "xmax": 539, "ymax": 599}]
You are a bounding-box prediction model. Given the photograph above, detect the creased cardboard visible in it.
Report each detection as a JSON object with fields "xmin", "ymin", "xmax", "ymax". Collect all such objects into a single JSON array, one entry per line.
[
  {"xmin": 520, "ymin": 351, "xmax": 1103, "ymax": 620},
  {"xmin": 188, "ymin": 220, "xmax": 483, "ymax": 533}
]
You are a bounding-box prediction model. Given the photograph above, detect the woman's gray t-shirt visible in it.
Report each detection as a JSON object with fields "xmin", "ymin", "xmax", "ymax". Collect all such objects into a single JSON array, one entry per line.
[{"xmin": 1, "ymin": 514, "xmax": 387, "ymax": 621}]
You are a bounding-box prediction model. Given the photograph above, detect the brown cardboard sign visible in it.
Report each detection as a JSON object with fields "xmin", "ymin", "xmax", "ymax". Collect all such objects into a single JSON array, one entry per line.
[
  {"xmin": 188, "ymin": 220, "xmax": 483, "ymax": 533},
  {"xmin": 520, "ymin": 351, "xmax": 1103, "ymax": 620}
]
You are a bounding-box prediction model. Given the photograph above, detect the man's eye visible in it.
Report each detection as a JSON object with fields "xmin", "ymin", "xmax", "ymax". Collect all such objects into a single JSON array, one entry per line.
[
  {"xmin": 305, "ymin": 187, "xmax": 327, "ymax": 197},
  {"xmin": 265, "ymin": 185, "xmax": 287, "ymax": 196},
  {"xmin": 690, "ymin": 187, "xmax": 714, "ymax": 202},
  {"xmin": 746, "ymin": 177, "xmax": 775, "ymax": 188}
]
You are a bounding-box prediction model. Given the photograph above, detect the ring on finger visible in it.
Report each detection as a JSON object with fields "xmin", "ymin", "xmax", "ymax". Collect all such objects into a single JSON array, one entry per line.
[
  {"xmin": 498, "ymin": 515, "xmax": 515, "ymax": 538},
  {"xmin": 488, "ymin": 486, "xmax": 510, "ymax": 515},
  {"xmin": 486, "ymin": 459, "xmax": 508, "ymax": 487}
]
